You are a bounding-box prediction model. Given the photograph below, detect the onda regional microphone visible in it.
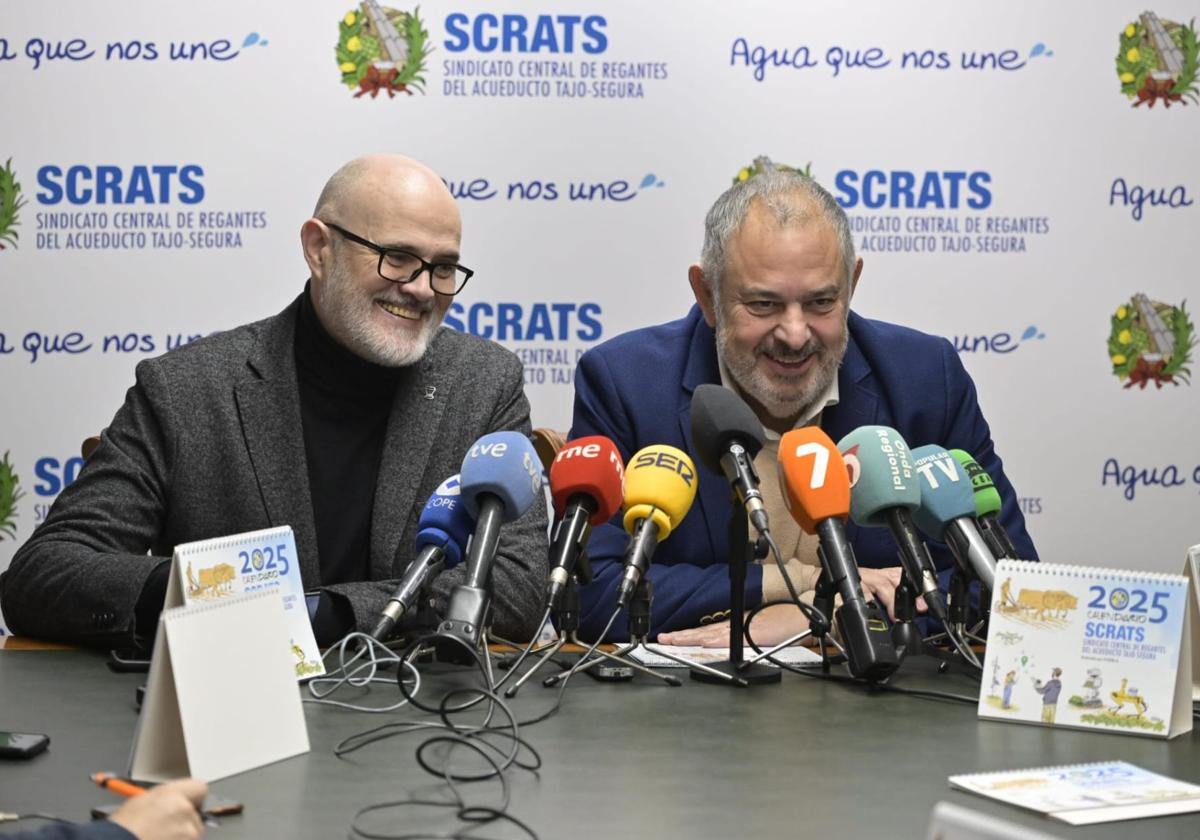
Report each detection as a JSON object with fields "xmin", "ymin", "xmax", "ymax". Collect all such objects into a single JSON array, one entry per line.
[
  {"xmin": 838, "ymin": 426, "xmax": 949, "ymax": 624},
  {"xmin": 372, "ymin": 474, "xmax": 472, "ymax": 641},
  {"xmin": 546, "ymin": 436, "xmax": 625, "ymax": 612},
  {"xmin": 778, "ymin": 427, "xmax": 898, "ymax": 681},
  {"xmin": 615, "ymin": 445, "xmax": 697, "ymax": 608}
]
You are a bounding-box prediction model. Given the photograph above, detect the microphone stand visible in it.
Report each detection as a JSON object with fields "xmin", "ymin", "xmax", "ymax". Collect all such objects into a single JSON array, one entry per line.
[
  {"xmin": 503, "ymin": 574, "xmax": 587, "ymax": 697},
  {"xmin": 543, "ymin": 578, "xmax": 745, "ymax": 687},
  {"xmin": 693, "ymin": 502, "xmax": 780, "ymax": 685},
  {"xmin": 741, "ymin": 567, "xmax": 844, "ymax": 672},
  {"xmin": 923, "ymin": 565, "xmax": 985, "ymax": 670}
]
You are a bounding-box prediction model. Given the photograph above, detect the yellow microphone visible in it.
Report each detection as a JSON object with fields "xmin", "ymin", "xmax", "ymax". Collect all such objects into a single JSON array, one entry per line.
[{"xmin": 616, "ymin": 445, "xmax": 698, "ymax": 607}]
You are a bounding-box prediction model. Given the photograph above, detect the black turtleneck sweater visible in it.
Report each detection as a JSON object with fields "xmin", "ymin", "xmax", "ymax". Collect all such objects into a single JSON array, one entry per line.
[{"xmin": 294, "ymin": 287, "xmax": 402, "ymax": 587}]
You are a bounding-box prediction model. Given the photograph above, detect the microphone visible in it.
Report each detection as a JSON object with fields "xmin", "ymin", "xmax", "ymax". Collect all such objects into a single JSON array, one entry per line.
[
  {"xmin": 949, "ymin": 449, "xmax": 1019, "ymax": 561},
  {"xmin": 615, "ymin": 445, "xmax": 697, "ymax": 608},
  {"xmin": 546, "ymin": 436, "xmax": 625, "ymax": 612},
  {"xmin": 690, "ymin": 384, "xmax": 768, "ymax": 535},
  {"xmin": 837, "ymin": 426, "xmax": 949, "ymax": 624},
  {"xmin": 910, "ymin": 445, "xmax": 997, "ymax": 590},
  {"xmin": 436, "ymin": 431, "xmax": 542, "ymax": 659},
  {"xmin": 777, "ymin": 427, "xmax": 898, "ymax": 681},
  {"xmin": 372, "ymin": 474, "xmax": 473, "ymax": 641}
]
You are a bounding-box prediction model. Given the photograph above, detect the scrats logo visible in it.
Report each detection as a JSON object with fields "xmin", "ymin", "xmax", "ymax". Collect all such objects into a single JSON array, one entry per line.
[{"xmin": 444, "ymin": 14, "xmax": 607, "ymax": 53}]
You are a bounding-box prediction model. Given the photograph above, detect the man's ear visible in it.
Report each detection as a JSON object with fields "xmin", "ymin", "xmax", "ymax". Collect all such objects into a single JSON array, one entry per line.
[
  {"xmin": 848, "ymin": 256, "xmax": 864, "ymax": 299},
  {"xmin": 300, "ymin": 218, "xmax": 332, "ymax": 280},
  {"xmin": 688, "ymin": 264, "xmax": 717, "ymax": 327}
]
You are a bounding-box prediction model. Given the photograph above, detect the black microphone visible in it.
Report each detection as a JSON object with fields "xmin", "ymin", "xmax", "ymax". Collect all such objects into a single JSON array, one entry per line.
[{"xmin": 690, "ymin": 383, "xmax": 769, "ymax": 535}]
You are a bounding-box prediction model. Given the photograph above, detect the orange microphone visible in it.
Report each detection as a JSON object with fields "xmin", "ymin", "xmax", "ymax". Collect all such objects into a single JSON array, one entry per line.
[{"xmin": 777, "ymin": 428, "xmax": 898, "ymax": 681}]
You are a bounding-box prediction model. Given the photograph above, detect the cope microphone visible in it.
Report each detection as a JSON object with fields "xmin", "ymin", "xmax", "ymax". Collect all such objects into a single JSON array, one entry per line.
[
  {"xmin": 615, "ymin": 445, "xmax": 698, "ymax": 608},
  {"xmin": 949, "ymin": 450, "xmax": 1019, "ymax": 561},
  {"xmin": 690, "ymin": 384, "xmax": 768, "ymax": 536},
  {"xmin": 837, "ymin": 426, "xmax": 949, "ymax": 624},
  {"xmin": 910, "ymin": 445, "xmax": 997, "ymax": 590},
  {"xmin": 372, "ymin": 474, "xmax": 473, "ymax": 642},
  {"xmin": 546, "ymin": 436, "xmax": 625, "ymax": 612},
  {"xmin": 778, "ymin": 427, "xmax": 898, "ymax": 681},
  {"xmin": 436, "ymin": 432, "xmax": 542, "ymax": 660}
]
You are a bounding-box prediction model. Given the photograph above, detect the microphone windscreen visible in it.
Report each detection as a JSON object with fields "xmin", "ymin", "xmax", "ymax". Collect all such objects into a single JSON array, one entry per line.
[
  {"xmin": 689, "ymin": 384, "xmax": 765, "ymax": 474},
  {"xmin": 415, "ymin": 474, "xmax": 473, "ymax": 567},
  {"xmin": 910, "ymin": 445, "xmax": 977, "ymax": 539},
  {"xmin": 621, "ymin": 445, "xmax": 697, "ymax": 539},
  {"xmin": 777, "ymin": 427, "xmax": 850, "ymax": 535},
  {"xmin": 837, "ymin": 425, "xmax": 920, "ymax": 528},
  {"xmin": 950, "ymin": 449, "xmax": 1003, "ymax": 517},
  {"xmin": 549, "ymin": 435, "xmax": 625, "ymax": 524},
  {"xmin": 459, "ymin": 432, "xmax": 542, "ymax": 522}
]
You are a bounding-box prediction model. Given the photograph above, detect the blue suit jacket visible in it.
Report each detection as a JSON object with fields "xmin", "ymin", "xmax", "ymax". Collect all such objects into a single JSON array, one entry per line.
[{"xmin": 568, "ymin": 305, "xmax": 1036, "ymax": 640}]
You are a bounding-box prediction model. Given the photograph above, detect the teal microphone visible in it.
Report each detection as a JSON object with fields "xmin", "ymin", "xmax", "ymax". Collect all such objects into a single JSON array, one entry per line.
[
  {"xmin": 910, "ymin": 445, "xmax": 997, "ymax": 590},
  {"xmin": 838, "ymin": 426, "xmax": 948, "ymax": 624}
]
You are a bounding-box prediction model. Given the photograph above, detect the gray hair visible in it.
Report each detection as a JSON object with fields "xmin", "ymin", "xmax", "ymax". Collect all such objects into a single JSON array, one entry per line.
[{"xmin": 700, "ymin": 158, "xmax": 856, "ymax": 297}]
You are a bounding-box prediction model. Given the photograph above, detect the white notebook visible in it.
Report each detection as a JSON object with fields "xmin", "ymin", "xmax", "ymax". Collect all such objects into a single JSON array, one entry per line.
[
  {"xmin": 950, "ymin": 761, "xmax": 1200, "ymax": 825},
  {"xmin": 979, "ymin": 560, "xmax": 1192, "ymax": 739},
  {"xmin": 129, "ymin": 590, "xmax": 310, "ymax": 782}
]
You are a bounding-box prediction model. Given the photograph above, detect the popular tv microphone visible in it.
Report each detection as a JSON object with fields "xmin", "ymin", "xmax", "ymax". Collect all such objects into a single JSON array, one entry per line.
[
  {"xmin": 436, "ymin": 432, "xmax": 542, "ymax": 657},
  {"xmin": 837, "ymin": 426, "xmax": 949, "ymax": 624},
  {"xmin": 615, "ymin": 445, "xmax": 697, "ymax": 608},
  {"xmin": 778, "ymin": 427, "xmax": 898, "ymax": 681},
  {"xmin": 546, "ymin": 436, "xmax": 625, "ymax": 612},
  {"xmin": 910, "ymin": 445, "xmax": 997, "ymax": 590},
  {"xmin": 690, "ymin": 384, "xmax": 768, "ymax": 535},
  {"xmin": 371, "ymin": 474, "xmax": 473, "ymax": 641},
  {"xmin": 949, "ymin": 449, "xmax": 1019, "ymax": 561}
]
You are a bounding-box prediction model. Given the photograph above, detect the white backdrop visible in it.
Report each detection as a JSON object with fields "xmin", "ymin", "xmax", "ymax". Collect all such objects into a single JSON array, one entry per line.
[{"xmin": 2, "ymin": 1, "xmax": 1198, "ymax": 632}]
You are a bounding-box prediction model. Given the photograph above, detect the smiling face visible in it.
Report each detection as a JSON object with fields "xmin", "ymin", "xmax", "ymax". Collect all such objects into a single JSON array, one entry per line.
[
  {"xmin": 690, "ymin": 200, "xmax": 861, "ymax": 430},
  {"xmin": 302, "ymin": 156, "xmax": 462, "ymax": 367}
]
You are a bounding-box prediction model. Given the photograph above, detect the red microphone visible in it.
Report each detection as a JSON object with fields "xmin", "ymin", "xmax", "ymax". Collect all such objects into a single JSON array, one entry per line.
[{"xmin": 546, "ymin": 436, "xmax": 625, "ymax": 611}]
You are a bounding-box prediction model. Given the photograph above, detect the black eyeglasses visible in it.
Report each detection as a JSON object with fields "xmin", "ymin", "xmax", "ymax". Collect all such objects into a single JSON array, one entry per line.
[{"xmin": 321, "ymin": 221, "xmax": 474, "ymax": 296}]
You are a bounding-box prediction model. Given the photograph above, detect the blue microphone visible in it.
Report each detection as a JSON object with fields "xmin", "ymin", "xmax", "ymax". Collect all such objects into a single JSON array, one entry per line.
[
  {"xmin": 910, "ymin": 444, "xmax": 997, "ymax": 589},
  {"xmin": 371, "ymin": 475, "xmax": 473, "ymax": 641},
  {"xmin": 436, "ymin": 432, "xmax": 542, "ymax": 658}
]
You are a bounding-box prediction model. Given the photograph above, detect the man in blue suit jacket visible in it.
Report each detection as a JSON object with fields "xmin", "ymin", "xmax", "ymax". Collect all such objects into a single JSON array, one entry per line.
[{"xmin": 569, "ymin": 160, "xmax": 1036, "ymax": 643}]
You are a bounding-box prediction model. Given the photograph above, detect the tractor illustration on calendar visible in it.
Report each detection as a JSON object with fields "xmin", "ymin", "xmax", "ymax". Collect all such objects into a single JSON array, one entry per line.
[{"xmin": 1079, "ymin": 676, "xmax": 1165, "ymax": 733}]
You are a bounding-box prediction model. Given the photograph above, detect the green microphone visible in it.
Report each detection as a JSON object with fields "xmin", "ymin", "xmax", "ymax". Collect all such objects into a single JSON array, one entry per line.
[{"xmin": 949, "ymin": 450, "xmax": 1019, "ymax": 560}]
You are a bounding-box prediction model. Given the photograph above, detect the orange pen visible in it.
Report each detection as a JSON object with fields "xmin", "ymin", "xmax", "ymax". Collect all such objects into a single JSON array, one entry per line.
[{"xmin": 91, "ymin": 772, "xmax": 147, "ymax": 798}]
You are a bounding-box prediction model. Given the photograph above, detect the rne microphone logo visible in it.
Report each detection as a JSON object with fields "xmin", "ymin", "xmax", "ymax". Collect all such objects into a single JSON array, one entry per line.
[
  {"xmin": 0, "ymin": 159, "xmax": 26, "ymax": 252},
  {"xmin": 1108, "ymin": 294, "xmax": 1196, "ymax": 389},
  {"xmin": 336, "ymin": 5, "xmax": 431, "ymax": 98},
  {"xmin": 0, "ymin": 450, "xmax": 25, "ymax": 541},
  {"xmin": 1116, "ymin": 13, "xmax": 1199, "ymax": 108}
]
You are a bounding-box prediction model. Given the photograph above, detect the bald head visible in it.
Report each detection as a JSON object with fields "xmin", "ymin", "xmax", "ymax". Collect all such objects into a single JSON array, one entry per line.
[{"xmin": 313, "ymin": 154, "xmax": 459, "ymax": 231}]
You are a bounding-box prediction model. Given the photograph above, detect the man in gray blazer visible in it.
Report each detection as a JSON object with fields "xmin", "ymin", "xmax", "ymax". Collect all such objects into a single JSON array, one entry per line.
[{"xmin": 0, "ymin": 154, "xmax": 549, "ymax": 648}]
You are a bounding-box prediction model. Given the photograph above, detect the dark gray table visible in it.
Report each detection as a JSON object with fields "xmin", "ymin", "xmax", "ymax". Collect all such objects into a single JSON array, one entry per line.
[{"xmin": 2, "ymin": 648, "xmax": 1198, "ymax": 838}]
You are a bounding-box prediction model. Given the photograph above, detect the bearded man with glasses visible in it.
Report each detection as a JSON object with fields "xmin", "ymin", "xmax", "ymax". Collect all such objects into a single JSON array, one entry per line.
[{"xmin": 1, "ymin": 154, "xmax": 549, "ymax": 649}]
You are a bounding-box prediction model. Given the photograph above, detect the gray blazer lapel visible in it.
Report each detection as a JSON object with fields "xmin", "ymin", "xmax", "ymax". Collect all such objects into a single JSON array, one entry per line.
[
  {"xmin": 369, "ymin": 339, "xmax": 452, "ymax": 578},
  {"xmin": 234, "ymin": 299, "xmax": 321, "ymax": 585}
]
